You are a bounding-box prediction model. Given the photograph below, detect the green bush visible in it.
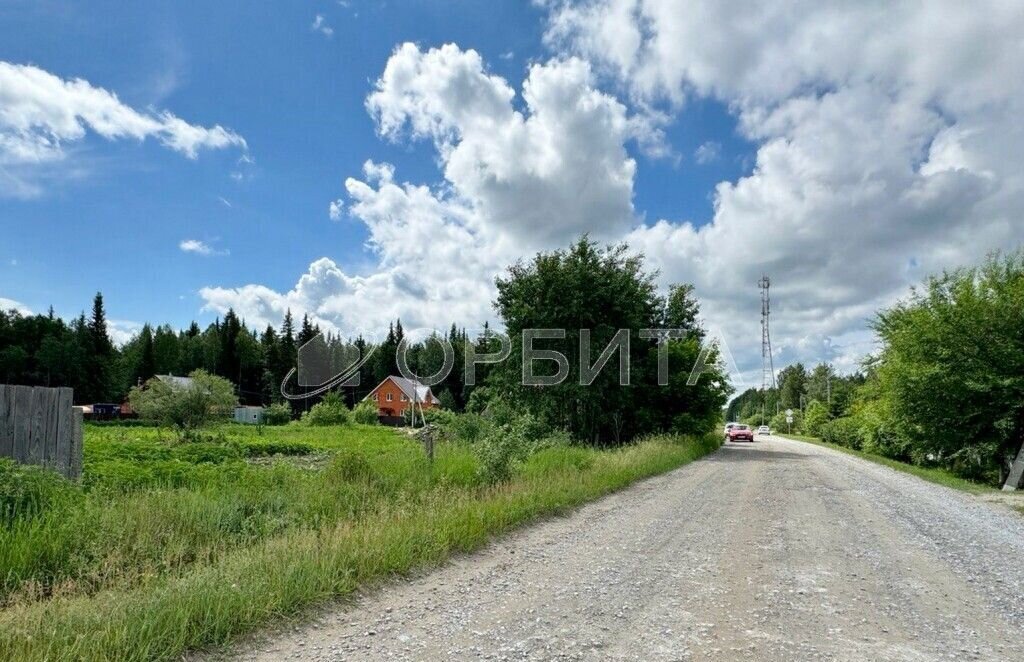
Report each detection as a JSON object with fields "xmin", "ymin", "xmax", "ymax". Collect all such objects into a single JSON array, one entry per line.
[
  {"xmin": 422, "ymin": 408, "xmax": 457, "ymax": 428},
  {"xmin": 302, "ymin": 392, "xmax": 350, "ymax": 426},
  {"xmin": 128, "ymin": 370, "xmax": 237, "ymax": 434},
  {"xmin": 802, "ymin": 400, "xmax": 831, "ymax": 437},
  {"xmin": 351, "ymin": 399, "xmax": 379, "ymax": 425},
  {"xmin": 86, "ymin": 419, "xmax": 159, "ymax": 428},
  {"xmin": 820, "ymin": 417, "xmax": 863, "ymax": 449},
  {"xmin": 262, "ymin": 403, "xmax": 292, "ymax": 426},
  {"xmin": 464, "ymin": 386, "xmax": 492, "ymax": 414},
  {"xmin": 856, "ymin": 402, "xmax": 909, "ymax": 459},
  {"xmin": 0, "ymin": 459, "xmax": 81, "ymax": 524},
  {"xmin": 474, "ymin": 413, "xmax": 555, "ymax": 484},
  {"xmin": 769, "ymin": 409, "xmax": 802, "ymax": 433},
  {"xmin": 449, "ymin": 413, "xmax": 488, "ymax": 444}
]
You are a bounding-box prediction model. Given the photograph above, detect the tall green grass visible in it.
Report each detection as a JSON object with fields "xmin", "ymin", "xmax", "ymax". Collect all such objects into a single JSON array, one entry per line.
[{"xmin": 0, "ymin": 424, "xmax": 719, "ymax": 661}]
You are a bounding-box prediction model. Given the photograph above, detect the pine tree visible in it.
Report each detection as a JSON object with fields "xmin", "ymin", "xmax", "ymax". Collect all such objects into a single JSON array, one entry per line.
[
  {"xmin": 85, "ymin": 293, "xmax": 114, "ymax": 402},
  {"xmin": 280, "ymin": 309, "xmax": 296, "ymax": 374},
  {"xmin": 219, "ymin": 309, "xmax": 242, "ymax": 384},
  {"xmin": 138, "ymin": 324, "xmax": 156, "ymax": 384},
  {"xmin": 298, "ymin": 314, "xmax": 317, "ymax": 346}
]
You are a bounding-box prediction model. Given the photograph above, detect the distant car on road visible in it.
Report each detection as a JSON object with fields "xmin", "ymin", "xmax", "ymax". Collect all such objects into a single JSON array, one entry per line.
[
  {"xmin": 727, "ymin": 424, "xmax": 754, "ymax": 442},
  {"xmin": 757, "ymin": 425, "xmax": 771, "ymax": 435}
]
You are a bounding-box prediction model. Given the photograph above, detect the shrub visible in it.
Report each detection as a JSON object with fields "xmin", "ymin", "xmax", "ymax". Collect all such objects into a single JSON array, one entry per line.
[
  {"xmin": 449, "ymin": 413, "xmax": 489, "ymax": 444},
  {"xmin": 820, "ymin": 417, "xmax": 863, "ymax": 449},
  {"xmin": 802, "ymin": 400, "xmax": 831, "ymax": 437},
  {"xmin": 422, "ymin": 408, "xmax": 457, "ymax": 428},
  {"xmin": 858, "ymin": 404, "xmax": 910, "ymax": 459},
  {"xmin": 465, "ymin": 386, "xmax": 492, "ymax": 414},
  {"xmin": 302, "ymin": 392, "xmax": 350, "ymax": 426},
  {"xmin": 0, "ymin": 459, "xmax": 81, "ymax": 523},
  {"xmin": 351, "ymin": 399, "xmax": 379, "ymax": 425},
  {"xmin": 474, "ymin": 413, "xmax": 554, "ymax": 484},
  {"xmin": 769, "ymin": 409, "xmax": 801, "ymax": 433},
  {"xmin": 128, "ymin": 370, "xmax": 237, "ymax": 434},
  {"xmin": 262, "ymin": 403, "xmax": 292, "ymax": 426}
]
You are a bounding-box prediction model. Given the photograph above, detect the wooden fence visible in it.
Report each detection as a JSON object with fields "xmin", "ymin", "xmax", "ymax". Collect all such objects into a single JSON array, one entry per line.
[{"xmin": 0, "ymin": 385, "xmax": 83, "ymax": 480}]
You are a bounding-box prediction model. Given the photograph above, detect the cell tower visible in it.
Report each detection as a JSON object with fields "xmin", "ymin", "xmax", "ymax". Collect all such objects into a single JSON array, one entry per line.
[{"xmin": 758, "ymin": 275, "xmax": 776, "ymax": 391}]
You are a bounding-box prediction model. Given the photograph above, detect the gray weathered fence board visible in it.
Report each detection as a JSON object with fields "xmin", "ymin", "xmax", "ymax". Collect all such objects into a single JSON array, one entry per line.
[
  {"xmin": 13, "ymin": 386, "xmax": 31, "ymax": 460},
  {"xmin": 0, "ymin": 384, "xmax": 83, "ymax": 479},
  {"xmin": 55, "ymin": 388, "xmax": 73, "ymax": 476},
  {"xmin": 43, "ymin": 388, "xmax": 59, "ymax": 469},
  {"xmin": 27, "ymin": 386, "xmax": 46, "ymax": 464},
  {"xmin": 0, "ymin": 385, "xmax": 14, "ymax": 457},
  {"xmin": 70, "ymin": 409, "xmax": 83, "ymax": 480}
]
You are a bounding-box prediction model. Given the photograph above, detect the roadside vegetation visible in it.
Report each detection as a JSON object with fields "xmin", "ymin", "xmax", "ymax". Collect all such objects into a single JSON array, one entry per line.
[
  {"xmin": 730, "ymin": 251, "xmax": 1024, "ymax": 488},
  {"xmin": 0, "ymin": 418, "xmax": 720, "ymax": 661}
]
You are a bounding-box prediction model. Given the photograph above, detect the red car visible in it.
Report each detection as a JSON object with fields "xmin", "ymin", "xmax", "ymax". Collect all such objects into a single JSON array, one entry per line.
[{"xmin": 727, "ymin": 424, "xmax": 754, "ymax": 442}]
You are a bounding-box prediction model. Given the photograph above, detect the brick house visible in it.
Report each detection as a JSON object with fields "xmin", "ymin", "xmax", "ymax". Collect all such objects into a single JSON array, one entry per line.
[{"xmin": 365, "ymin": 376, "xmax": 441, "ymax": 417}]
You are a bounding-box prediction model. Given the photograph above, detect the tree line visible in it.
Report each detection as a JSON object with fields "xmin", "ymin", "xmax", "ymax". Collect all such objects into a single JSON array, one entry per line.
[
  {"xmin": 726, "ymin": 363, "xmax": 865, "ymax": 431},
  {"xmin": 1, "ymin": 237, "xmax": 732, "ymax": 444},
  {"xmin": 0, "ymin": 293, "xmax": 479, "ymax": 411}
]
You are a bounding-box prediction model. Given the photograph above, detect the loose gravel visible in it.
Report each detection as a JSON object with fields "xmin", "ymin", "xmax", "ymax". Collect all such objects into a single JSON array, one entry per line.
[{"xmin": 224, "ymin": 436, "xmax": 1024, "ymax": 661}]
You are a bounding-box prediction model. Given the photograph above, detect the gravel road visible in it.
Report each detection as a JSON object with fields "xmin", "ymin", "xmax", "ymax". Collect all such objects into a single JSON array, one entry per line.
[{"xmin": 228, "ymin": 435, "xmax": 1024, "ymax": 661}]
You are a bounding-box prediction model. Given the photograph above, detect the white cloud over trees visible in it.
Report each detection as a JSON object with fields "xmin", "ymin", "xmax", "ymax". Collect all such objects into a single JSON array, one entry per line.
[{"xmin": 201, "ymin": 2, "xmax": 1024, "ymax": 377}]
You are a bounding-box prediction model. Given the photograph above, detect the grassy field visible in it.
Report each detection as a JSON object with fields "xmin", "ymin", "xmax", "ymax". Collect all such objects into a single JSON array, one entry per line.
[
  {"xmin": 1, "ymin": 421, "xmax": 720, "ymax": 661},
  {"xmin": 776, "ymin": 432, "xmax": 996, "ymax": 494}
]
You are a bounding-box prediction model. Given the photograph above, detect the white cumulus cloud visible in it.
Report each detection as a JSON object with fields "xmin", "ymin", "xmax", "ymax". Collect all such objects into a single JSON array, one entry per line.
[
  {"xmin": 0, "ymin": 61, "xmax": 246, "ymax": 196},
  {"xmin": 202, "ymin": 43, "xmax": 651, "ymax": 334},
  {"xmin": 546, "ymin": 0, "xmax": 1024, "ymax": 376},
  {"xmin": 200, "ymin": 6, "xmax": 1024, "ymax": 381}
]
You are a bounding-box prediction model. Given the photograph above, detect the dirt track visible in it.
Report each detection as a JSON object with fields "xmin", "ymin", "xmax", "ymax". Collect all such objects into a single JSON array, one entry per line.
[{"xmin": 228, "ymin": 435, "xmax": 1024, "ymax": 661}]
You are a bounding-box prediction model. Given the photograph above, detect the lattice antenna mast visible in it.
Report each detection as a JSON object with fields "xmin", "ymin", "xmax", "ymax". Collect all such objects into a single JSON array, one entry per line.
[{"xmin": 758, "ymin": 275, "xmax": 776, "ymax": 391}]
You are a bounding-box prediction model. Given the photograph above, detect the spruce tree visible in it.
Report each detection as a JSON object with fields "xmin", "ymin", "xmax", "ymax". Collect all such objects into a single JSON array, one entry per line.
[{"xmin": 85, "ymin": 293, "xmax": 114, "ymax": 402}]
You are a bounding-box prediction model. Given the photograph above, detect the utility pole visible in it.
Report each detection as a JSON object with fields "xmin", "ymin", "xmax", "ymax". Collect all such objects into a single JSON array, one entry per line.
[{"xmin": 759, "ymin": 275, "xmax": 776, "ymax": 425}]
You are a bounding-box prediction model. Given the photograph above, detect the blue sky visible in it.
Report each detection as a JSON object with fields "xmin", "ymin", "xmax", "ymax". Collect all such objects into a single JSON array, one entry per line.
[
  {"xmin": 0, "ymin": 0, "xmax": 752, "ymax": 334},
  {"xmin": 5, "ymin": 1, "xmax": 1018, "ymax": 377}
]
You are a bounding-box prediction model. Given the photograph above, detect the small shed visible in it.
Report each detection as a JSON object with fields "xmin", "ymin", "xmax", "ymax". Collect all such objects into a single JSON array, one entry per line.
[{"xmin": 234, "ymin": 406, "xmax": 264, "ymax": 425}]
